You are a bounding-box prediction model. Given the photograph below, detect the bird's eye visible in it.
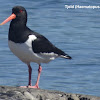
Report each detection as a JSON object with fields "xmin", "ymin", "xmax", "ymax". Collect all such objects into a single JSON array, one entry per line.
[{"xmin": 19, "ymin": 10, "xmax": 23, "ymax": 13}]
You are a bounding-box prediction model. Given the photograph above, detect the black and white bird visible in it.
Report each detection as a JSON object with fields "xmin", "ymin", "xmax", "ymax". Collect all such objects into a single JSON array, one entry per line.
[{"xmin": 0, "ymin": 6, "xmax": 72, "ymax": 88}]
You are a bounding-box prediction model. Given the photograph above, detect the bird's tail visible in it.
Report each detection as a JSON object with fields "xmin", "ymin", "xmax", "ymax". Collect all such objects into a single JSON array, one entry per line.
[
  {"xmin": 60, "ymin": 54, "xmax": 72, "ymax": 59},
  {"xmin": 54, "ymin": 47, "xmax": 72, "ymax": 59}
]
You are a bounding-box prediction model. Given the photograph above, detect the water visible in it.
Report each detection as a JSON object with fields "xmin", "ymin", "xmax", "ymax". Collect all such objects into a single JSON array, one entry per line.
[{"xmin": 0, "ymin": 0, "xmax": 100, "ymax": 96}]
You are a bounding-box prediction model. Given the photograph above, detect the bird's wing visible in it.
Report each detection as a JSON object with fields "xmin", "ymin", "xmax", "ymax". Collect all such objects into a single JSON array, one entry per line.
[{"xmin": 32, "ymin": 34, "xmax": 68, "ymax": 57}]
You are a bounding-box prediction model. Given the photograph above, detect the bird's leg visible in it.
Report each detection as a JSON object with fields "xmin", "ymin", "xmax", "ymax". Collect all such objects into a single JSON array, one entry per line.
[
  {"xmin": 20, "ymin": 64, "xmax": 42, "ymax": 88},
  {"xmin": 32, "ymin": 65, "xmax": 42, "ymax": 88},
  {"xmin": 20, "ymin": 64, "xmax": 32, "ymax": 88},
  {"xmin": 28, "ymin": 64, "xmax": 32, "ymax": 86}
]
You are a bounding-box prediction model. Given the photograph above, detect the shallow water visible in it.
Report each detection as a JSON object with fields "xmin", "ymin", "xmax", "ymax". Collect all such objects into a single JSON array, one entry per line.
[{"xmin": 0, "ymin": 0, "xmax": 100, "ymax": 96}]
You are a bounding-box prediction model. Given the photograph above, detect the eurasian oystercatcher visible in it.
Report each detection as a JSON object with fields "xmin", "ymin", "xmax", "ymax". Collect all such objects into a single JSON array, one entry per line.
[{"xmin": 0, "ymin": 6, "xmax": 72, "ymax": 88}]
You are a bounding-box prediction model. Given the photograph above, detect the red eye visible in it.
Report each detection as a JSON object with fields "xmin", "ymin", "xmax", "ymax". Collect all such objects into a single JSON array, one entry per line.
[{"xmin": 19, "ymin": 10, "xmax": 23, "ymax": 13}]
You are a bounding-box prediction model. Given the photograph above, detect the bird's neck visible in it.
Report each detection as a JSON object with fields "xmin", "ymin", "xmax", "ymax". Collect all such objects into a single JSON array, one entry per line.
[
  {"xmin": 8, "ymin": 20, "xmax": 27, "ymax": 43},
  {"xmin": 10, "ymin": 19, "xmax": 26, "ymax": 29}
]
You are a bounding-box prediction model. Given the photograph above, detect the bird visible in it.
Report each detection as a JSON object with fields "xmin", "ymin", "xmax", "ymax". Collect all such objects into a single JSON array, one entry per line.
[{"xmin": 0, "ymin": 6, "xmax": 72, "ymax": 88}]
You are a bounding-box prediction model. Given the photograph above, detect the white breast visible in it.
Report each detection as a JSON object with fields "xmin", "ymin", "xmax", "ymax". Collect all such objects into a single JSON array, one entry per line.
[{"xmin": 8, "ymin": 35, "xmax": 58, "ymax": 65}]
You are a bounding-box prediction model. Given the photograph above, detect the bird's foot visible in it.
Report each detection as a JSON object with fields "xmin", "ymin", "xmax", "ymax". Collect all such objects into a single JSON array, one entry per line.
[
  {"xmin": 20, "ymin": 86, "xmax": 28, "ymax": 88},
  {"xmin": 29, "ymin": 85, "xmax": 39, "ymax": 89},
  {"xmin": 20, "ymin": 85, "xmax": 39, "ymax": 89}
]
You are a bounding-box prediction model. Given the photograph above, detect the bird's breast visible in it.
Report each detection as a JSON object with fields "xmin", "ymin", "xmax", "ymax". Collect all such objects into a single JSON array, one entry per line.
[{"xmin": 8, "ymin": 35, "xmax": 39, "ymax": 64}]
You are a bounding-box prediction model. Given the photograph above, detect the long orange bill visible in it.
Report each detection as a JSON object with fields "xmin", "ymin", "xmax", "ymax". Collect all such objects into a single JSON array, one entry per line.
[{"xmin": 0, "ymin": 13, "xmax": 16, "ymax": 25}]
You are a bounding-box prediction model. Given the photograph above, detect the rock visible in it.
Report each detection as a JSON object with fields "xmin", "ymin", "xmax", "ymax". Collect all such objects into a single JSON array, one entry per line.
[
  {"xmin": 24, "ymin": 91, "xmax": 37, "ymax": 100},
  {"xmin": 0, "ymin": 86, "xmax": 99, "ymax": 100}
]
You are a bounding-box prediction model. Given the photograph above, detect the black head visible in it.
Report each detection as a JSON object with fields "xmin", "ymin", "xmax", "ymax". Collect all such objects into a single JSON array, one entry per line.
[
  {"xmin": 0, "ymin": 6, "xmax": 27, "ymax": 25},
  {"xmin": 12, "ymin": 6, "xmax": 26, "ymax": 17},
  {"xmin": 12, "ymin": 6, "xmax": 27, "ymax": 24}
]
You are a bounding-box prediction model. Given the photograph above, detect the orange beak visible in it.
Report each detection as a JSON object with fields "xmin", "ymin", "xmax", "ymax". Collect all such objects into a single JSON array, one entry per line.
[{"xmin": 0, "ymin": 13, "xmax": 16, "ymax": 25}]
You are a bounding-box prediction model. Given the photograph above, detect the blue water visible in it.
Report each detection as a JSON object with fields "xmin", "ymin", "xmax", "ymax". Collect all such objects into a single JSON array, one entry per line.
[{"xmin": 0, "ymin": 0, "xmax": 100, "ymax": 97}]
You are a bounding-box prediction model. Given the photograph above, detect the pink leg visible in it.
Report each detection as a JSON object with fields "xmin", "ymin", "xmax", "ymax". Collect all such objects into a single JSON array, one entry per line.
[
  {"xmin": 20, "ymin": 64, "xmax": 42, "ymax": 89},
  {"xmin": 20, "ymin": 64, "xmax": 32, "ymax": 88},
  {"xmin": 32, "ymin": 65, "xmax": 42, "ymax": 88}
]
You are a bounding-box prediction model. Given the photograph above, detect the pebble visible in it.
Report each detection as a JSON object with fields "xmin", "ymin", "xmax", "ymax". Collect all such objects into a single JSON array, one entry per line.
[
  {"xmin": 24, "ymin": 91, "xmax": 37, "ymax": 100},
  {"xmin": 71, "ymin": 94, "xmax": 79, "ymax": 100}
]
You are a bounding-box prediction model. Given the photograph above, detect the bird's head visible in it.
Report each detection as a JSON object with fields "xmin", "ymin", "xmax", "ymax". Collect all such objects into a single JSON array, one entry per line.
[{"xmin": 0, "ymin": 6, "xmax": 27, "ymax": 25}]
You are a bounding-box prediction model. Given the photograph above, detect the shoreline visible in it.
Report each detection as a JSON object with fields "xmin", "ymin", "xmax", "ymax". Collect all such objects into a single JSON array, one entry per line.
[{"xmin": 0, "ymin": 86, "xmax": 100, "ymax": 100}]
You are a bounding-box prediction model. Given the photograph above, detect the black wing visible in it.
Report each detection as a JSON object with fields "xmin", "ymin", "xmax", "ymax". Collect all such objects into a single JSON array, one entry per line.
[{"xmin": 32, "ymin": 34, "xmax": 67, "ymax": 56}]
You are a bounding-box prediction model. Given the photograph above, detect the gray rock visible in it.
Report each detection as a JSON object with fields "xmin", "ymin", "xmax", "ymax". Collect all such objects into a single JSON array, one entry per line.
[
  {"xmin": 24, "ymin": 91, "xmax": 37, "ymax": 100},
  {"xmin": 0, "ymin": 86, "xmax": 99, "ymax": 100}
]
